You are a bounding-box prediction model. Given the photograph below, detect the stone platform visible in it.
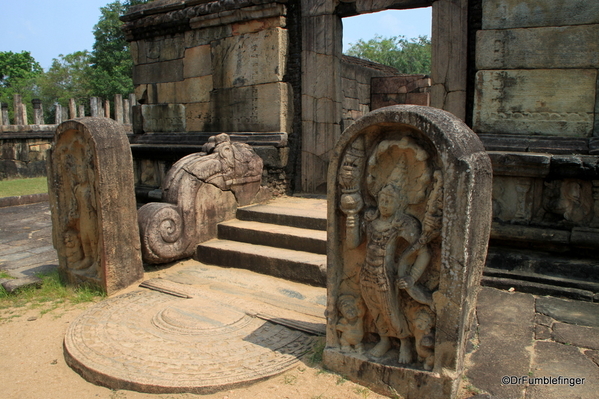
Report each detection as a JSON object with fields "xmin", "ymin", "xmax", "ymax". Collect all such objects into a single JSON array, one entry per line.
[{"xmin": 63, "ymin": 262, "xmax": 326, "ymax": 394}]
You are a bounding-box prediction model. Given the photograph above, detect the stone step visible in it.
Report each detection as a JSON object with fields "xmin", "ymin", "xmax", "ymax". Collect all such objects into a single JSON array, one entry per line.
[
  {"xmin": 236, "ymin": 197, "xmax": 327, "ymax": 231},
  {"xmin": 218, "ymin": 219, "xmax": 327, "ymax": 254},
  {"xmin": 195, "ymin": 239, "xmax": 326, "ymax": 287}
]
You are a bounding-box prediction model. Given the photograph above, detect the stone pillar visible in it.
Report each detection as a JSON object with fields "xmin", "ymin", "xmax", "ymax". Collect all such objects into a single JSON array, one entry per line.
[
  {"xmin": 47, "ymin": 117, "xmax": 144, "ymax": 294},
  {"xmin": 32, "ymin": 99, "xmax": 44, "ymax": 125},
  {"xmin": 1, "ymin": 103, "xmax": 8, "ymax": 125},
  {"xmin": 69, "ymin": 98, "xmax": 77, "ymax": 119},
  {"xmin": 431, "ymin": 0, "xmax": 468, "ymax": 120},
  {"xmin": 104, "ymin": 99, "xmax": 111, "ymax": 118},
  {"xmin": 13, "ymin": 94, "xmax": 24, "ymax": 125},
  {"xmin": 301, "ymin": 2, "xmax": 343, "ymax": 192},
  {"xmin": 55, "ymin": 104, "xmax": 62, "ymax": 124},
  {"xmin": 114, "ymin": 94, "xmax": 123, "ymax": 123},
  {"xmin": 324, "ymin": 105, "xmax": 492, "ymax": 399},
  {"xmin": 123, "ymin": 98, "xmax": 131, "ymax": 124},
  {"xmin": 78, "ymin": 104, "xmax": 85, "ymax": 118},
  {"xmin": 90, "ymin": 97, "xmax": 100, "ymax": 117}
]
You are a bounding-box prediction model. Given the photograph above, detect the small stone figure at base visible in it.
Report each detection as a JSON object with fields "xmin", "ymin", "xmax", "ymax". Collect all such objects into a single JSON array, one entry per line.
[{"xmin": 336, "ymin": 294, "xmax": 365, "ymax": 353}]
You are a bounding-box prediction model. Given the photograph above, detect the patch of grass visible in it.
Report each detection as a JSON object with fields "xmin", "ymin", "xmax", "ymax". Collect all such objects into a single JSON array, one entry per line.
[
  {"xmin": 283, "ymin": 374, "xmax": 297, "ymax": 385},
  {"xmin": 0, "ymin": 271, "xmax": 14, "ymax": 279},
  {"xmin": 0, "ymin": 270, "xmax": 105, "ymax": 320},
  {"xmin": 307, "ymin": 337, "xmax": 326, "ymax": 366},
  {"xmin": 336, "ymin": 376, "xmax": 347, "ymax": 385},
  {"xmin": 354, "ymin": 386, "xmax": 371, "ymax": 398},
  {"xmin": 0, "ymin": 176, "xmax": 48, "ymax": 198}
]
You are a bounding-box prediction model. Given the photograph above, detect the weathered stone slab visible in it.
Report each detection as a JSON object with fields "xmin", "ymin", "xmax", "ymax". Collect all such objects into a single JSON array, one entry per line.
[
  {"xmin": 473, "ymin": 69, "xmax": 597, "ymax": 137},
  {"xmin": 325, "ymin": 105, "xmax": 493, "ymax": 398},
  {"xmin": 212, "ymin": 28, "xmax": 287, "ymax": 89},
  {"xmin": 536, "ymin": 296, "xmax": 599, "ymax": 327},
  {"xmin": 528, "ymin": 341, "xmax": 598, "ymax": 399},
  {"xmin": 477, "ymin": 25, "xmax": 599, "ymax": 69},
  {"xmin": 205, "ymin": 83, "xmax": 292, "ymax": 132},
  {"xmin": 137, "ymin": 104, "xmax": 186, "ymax": 133},
  {"xmin": 482, "ymin": 0, "xmax": 599, "ymax": 29},
  {"xmin": 133, "ymin": 59, "xmax": 183, "ymax": 85},
  {"xmin": 47, "ymin": 118, "xmax": 144, "ymax": 294},
  {"xmin": 553, "ymin": 322, "xmax": 599, "ymax": 350},
  {"xmin": 467, "ymin": 288, "xmax": 535, "ymax": 399},
  {"xmin": 1, "ymin": 275, "xmax": 42, "ymax": 293},
  {"xmin": 183, "ymin": 45, "xmax": 211, "ymax": 78}
]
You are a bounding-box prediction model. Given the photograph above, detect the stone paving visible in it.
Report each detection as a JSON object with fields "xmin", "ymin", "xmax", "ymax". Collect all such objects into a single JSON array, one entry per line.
[{"xmin": 1, "ymin": 199, "xmax": 598, "ymax": 398}]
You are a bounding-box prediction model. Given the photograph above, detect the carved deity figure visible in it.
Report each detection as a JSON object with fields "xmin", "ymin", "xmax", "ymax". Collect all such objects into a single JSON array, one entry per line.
[
  {"xmin": 337, "ymin": 136, "xmax": 442, "ymax": 368},
  {"xmin": 64, "ymin": 151, "xmax": 99, "ymax": 277}
]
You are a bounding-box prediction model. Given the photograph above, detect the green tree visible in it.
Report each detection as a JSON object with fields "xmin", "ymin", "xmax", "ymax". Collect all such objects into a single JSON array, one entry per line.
[
  {"xmin": 88, "ymin": 0, "xmax": 150, "ymax": 104},
  {"xmin": 37, "ymin": 51, "xmax": 92, "ymax": 122},
  {"xmin": 346, "ymin": 35, "xmax": 431, "ymax": 75},
  {"xmin": 0, "ymin": 51, "xmax": 43, "ymax": 123}
]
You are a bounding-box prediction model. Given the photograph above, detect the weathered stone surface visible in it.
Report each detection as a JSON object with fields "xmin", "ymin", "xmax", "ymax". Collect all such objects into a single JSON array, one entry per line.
[
  {"xmin": 473, "ymin": 69, "xmax": 597, "ymax": 137},
  {"xmin": 63, "ymin": 264, "xmax": 324, "ymax": 394},
  {"xmin": 133, "ymin": 59, "xmax": 183, "ymax": 85},
  {"xmin": 528, "ymin": 341, "xmax": 599, "ymax": 399},
  {"xmin": 325, "ymin": 105, "xmax": 492, "ymax": 398},
  {"xmin": 431, "ymin": 0, "xmax": 467, "ymax": 120},
  {"xmin": 488, "ymin": 151, "xmax": 551, "ymax": 177},
  {"xmin": 1, "ymin": 275, "xmax": 42, "ymax": 293},
  {"xmin": 536, "ymin": 296, "xmax": 599, "ymax": 328},
  {"xmin": 176, "ymin": 76, "xmax": 213, "ymax": 103},
  {"xmin": 138, "ymin": 104, "xmax": 186, "ymax": 132},
  {"xmin": 212, "ymin": 28, "xmax": 287, "ymax": 89},
  {"xmin": 467, "ymin": 288, "xmax": 535, "ymax": 399},
  {"xmin": 482, "ymin": 0, "xmax": 599, "ymax": 29},
  {"xmin": 138, "ymin": 133, "xmax": 264, "ymax": 264},
  {"xmin": 477, "ymin": 25, "xmax": 599, "ymax": 69},
  {"xmin": 183, "ymin": 45, "xmax": 211, "ymax": 78},
  {"xmin": 207, "ymin": 82, "xmax": 292, "ymax": 132},
  {"xmin": 553, "ymin": 322, "xmax": 599, "ymax": 350},
  {"xmin": 47, "ymin": 118, "xmax": 143, "ymax": 294}
]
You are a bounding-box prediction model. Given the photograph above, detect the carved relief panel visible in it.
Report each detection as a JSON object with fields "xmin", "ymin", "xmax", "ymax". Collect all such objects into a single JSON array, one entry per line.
[
  {"xmin": 325, "ymin": 105, "xmax": 492, "ymax": 398},
  {"xmin": 48, "ymin": 118, "xmax": 144, "ymax": 294}
]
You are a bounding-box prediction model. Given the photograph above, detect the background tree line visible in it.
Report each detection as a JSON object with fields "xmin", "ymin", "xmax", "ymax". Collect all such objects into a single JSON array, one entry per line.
[
  {"xmin": 1, "ymin": 0, "xmax": 430, "ymax": 125},
  {"xmin": 0, "ymin": 0, "xmax": 147, "ymax": 124}
]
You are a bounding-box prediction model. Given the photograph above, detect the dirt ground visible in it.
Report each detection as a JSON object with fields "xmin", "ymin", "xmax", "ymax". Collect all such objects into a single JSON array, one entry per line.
[{"xmin": 0, "ymin": 266, "xmax": 476, "ymax": 399}]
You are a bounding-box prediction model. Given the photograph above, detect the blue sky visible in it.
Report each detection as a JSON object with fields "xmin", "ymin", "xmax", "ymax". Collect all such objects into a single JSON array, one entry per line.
[{"xmin": 0, "ymin": 1, "xmax": 432, "ymax": 71}]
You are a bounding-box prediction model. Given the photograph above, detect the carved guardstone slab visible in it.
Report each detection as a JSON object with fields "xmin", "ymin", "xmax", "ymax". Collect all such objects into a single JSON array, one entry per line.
[
  {"xmin": 324, "ymin": 105, "xmax": 493, "ymax": 398},
  {"xmin": 48, "ymin": 118, "xmax": 144, "ymax": 294}
]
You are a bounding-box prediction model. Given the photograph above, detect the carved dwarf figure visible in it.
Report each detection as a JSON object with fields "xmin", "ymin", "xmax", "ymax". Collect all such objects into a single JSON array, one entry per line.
[{"xmin": 336, "ymin": 294, "xmax": 366, "ymax": 353}]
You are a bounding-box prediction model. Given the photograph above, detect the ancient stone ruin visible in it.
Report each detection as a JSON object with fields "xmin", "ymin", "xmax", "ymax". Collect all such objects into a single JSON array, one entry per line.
[
  {"xmin": 47, "ymin": 118, "xmax": 144, "ymax": 294},
  {"xmin": 138, "ymin": 133, "xmax": 265, "ymax": 264},
  {"xmin": 325, "ymin": 105, "xmax": 492, "ymax": 398}
]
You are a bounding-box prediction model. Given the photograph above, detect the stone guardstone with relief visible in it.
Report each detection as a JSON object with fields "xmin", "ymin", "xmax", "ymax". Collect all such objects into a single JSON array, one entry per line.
[
  {"xmin": 325, "ymin": 105, "xmax": 493, "ymax": 398},
  {"xmin": 47, "ymin": 117, "xmax": 144, "ymax": 294}
]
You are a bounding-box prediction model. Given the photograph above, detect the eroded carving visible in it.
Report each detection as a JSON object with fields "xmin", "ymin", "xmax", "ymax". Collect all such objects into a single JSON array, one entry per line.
[
  {"xmin": 325, "ymin": 105, "xmax": 492, "ymax": 398},
  {"xmin": 336, "ymin": 135, "xmax": 441, "ymax": 369},
  {"xmin": 48, "ymin": 118, "xmax": 143, "ymax": 294},
  {"xmin": 138, "ymin": 133, "xmax": 265, "ymax": 264}
]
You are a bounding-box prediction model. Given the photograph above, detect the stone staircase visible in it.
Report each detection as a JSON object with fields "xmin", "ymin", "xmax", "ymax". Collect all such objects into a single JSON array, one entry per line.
[
  {"xmin": 195, "ymin": 196, "xmax": 599, "ymax": 301},
  {"xmin": 195, "ymin": 196, "xmax": 328, "ymax": 287}
]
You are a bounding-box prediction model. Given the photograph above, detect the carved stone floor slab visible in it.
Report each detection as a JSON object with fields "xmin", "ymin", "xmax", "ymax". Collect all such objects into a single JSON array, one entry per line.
[{"xmin": 64, "ymin": 262, "xmax": 326, "ymax": 394}]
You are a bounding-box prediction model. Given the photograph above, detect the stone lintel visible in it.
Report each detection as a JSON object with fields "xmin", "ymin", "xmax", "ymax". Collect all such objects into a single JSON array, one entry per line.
[
  {"xmin": 488, "ymin": 151, "xmax": 550, "ymax": 177},
  {"xmin": 491, "ymin": 223, "xmax": 571, "ymax": 246},
  {"xmin": 190, "ymin": 3, "xmax": 286, "ymax": 29}
]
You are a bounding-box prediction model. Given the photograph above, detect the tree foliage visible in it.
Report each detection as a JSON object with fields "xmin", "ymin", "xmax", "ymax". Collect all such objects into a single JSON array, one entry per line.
[
  {"xmin": 346, "ymin": 35, "xmax": 431, "ymax": 75},
  {"xmin": 0, "ymin": 51, "xmax": 42, "ymax": 89}
]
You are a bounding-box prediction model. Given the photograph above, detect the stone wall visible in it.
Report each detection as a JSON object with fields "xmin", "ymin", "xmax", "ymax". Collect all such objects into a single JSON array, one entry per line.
[
  {"xmin": 123, "ymin": 0, "xmax": 293, "ymax": 195},
  {"xmin": 340, "ymin": 55, "xmax": 399, "ymax": 132},
  {"xmin": 0, "ymin": 129, "xmax": 53, "ymax": 180},
  {"xmin": 473, "ymin": 0, "xmax": 599, "ymax": 290}
]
